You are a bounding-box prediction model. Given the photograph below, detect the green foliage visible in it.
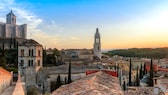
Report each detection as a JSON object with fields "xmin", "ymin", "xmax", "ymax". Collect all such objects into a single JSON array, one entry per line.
[
  {"xmin": 56, "ymin": 74, "xmax": 62, "ymax": 89},
  {"xmin": 53, "ymin": 48, "xmax": 60, "ymax": 56},
  {"xmin": 143, "ymin": 64, "xmax": 147, "ymax": 75},
  {"xmin": 107, "ymin": 48, "xmax": 168, "ymax": 58},
  {"xmin": 139, "ymin": 64, "xmax": 143, "ymax": 79},
  {"xmin": 136, "ymin": 67, "xmax": 140, "ymax": 86},
  {"xmin": 149, "ymin": 59, "xmax": 154, "ymax": 86},
  {"xmin": 5, "ymin": 49, "xmax": 18, "ymax": 67},
  {"xmin": 6, "ymin": 67, "xmax": 18, "ymax": 72},
  {"xmin": 64, "ymin": 77, "xmax": 67, "ymax": 84},
  {"xmin": 123, "ymin": 81, "xmax": 126, "ymax": 91},
  {"xmin": 43, "ymin": 48, "xmax": 62, "ymax": 66},
  {"xmin": 68, "ymin": 60, "xmax": 72, "ymax": 84},
  {"xmin": 129, "ymin": 58, "xmax": 132, "ymax": 86},
  {"xmin": 0, "ymin": 57, "xmax": 7, "ymax": 68},
  {"xmin": 27, "ymin": 86, "xmax": 40, "ymax": 95},
  {"xmin": 0, "ymin": 49, "xmax": 18, "ymax": 72}
]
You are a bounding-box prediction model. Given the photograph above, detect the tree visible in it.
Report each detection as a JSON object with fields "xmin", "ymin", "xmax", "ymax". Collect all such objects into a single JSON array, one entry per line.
[
  {"xmin": 68, "ymin": 60, "xmax": 72, "ymax": 84},
  {"xmin": 139, "ymin": 64, "xmax": 143, "ymax": 79},
  {"xmin": 2, "ymin": 38, "xmax": 5, "ymax": 56},
  {"xmin": 129, "ymin": 58, "xmax": 132, "ymax": 86},
  {"xmin": 143, "ymin": 64, "xmax": 146, "ymax": 75},
  {"xmin": 136, "ymin": 66, "xmax": 140, "ymax": 86},
  {"xmin": 117, "ymin": 63, "xmax": 119, "ymax": 77},
  {"xmin": 0, "ymin": 57, "xmax": 7, "ymax": 68},
  {"xmin": 13, "ymin": 38, "xmax": 16, "ymax": 48},
  {"xmin": 27, "ymin": 86, "xmax": 40, "ymax": 95},
  {"xmin": 56, "ymin": 74, "xmax": 62, "ymax": 89},
  {"xmin": 123, "ymin": 81, "xmax": 126, "ymax": 91},
  {"xmin": 53, "ymin": 48, "xmax": 60, "ymax": 56},
  {"xmin": 5, "ymin": 49, "xmax": 18, "ymax": 67},
  {"xmin": 64, "ymin": 77, "xmax": 67, "ymax": 84},
  {"xmin": 149, "ymin": 58, "xmax": 154, "ymax": 86}
]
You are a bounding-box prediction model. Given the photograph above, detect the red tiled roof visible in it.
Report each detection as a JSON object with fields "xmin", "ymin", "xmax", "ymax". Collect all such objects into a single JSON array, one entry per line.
[{"xmin": 52, "ymin": 71, "xmax": 123, "ymax": 95}]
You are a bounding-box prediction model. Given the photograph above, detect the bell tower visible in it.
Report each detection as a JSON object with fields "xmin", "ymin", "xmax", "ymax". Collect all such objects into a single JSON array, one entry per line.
[
  {"xmin": 6, "ymin": 10, "xmax": 16, "ymax": 25},
  {"xmin": 93, "ymin": 28, "xmax": 101, "ymax": 59}
]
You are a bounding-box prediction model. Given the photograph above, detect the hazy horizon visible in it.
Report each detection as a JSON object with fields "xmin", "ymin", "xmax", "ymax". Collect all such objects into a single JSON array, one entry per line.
[{"xmin": 1, "ymin": 0, "xmax": 168, "ymax": 50}]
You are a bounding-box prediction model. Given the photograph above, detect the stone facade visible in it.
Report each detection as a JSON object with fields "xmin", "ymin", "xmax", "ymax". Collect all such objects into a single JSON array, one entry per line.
[
  {"xmin": 0, "ymin": 10, "xmax": 27, "ymax": 49},
  {"xmin": 18, "ymin": 39, "xmax": 43, "ymax": 76},
  {"xmin": 61, "ymin": 49, "xmax": 93, "ymax": 63},
  {"xmin": 93, "ymin": 28, "xmax": 101, "ymax": 59}
]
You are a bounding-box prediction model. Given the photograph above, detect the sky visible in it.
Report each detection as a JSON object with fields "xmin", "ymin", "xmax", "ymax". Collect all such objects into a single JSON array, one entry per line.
[{"xmin": 1, "ymin": 0, "xmax": 168, "ymax": 50}]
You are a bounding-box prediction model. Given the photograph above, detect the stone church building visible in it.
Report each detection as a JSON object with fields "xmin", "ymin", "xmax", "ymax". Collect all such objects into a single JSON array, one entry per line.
[{"xmin": 0, "ymin": 10, "xmax": 27, "ymax": 49}]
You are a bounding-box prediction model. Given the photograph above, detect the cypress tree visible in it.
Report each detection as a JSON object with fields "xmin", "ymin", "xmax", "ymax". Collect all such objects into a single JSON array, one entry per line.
[
  {"xmin": 129, "ymin": 58, "xmax": 132, "ymax": 86},
  {"xmin": 13, "ymin": 38, "xmax": 16, "ymax": 48},
  {"xmin": 149, "ymin": 58, "xmax": 154, "ymax": 86},
  {"xmin": 136, "ymin": 66, "xmax": 140, "ymax": 86},
  {"xmin": 10, "ymin": 37, "xmax": 12, "ymax": 48},
  {"xmin": 117, "ymin": 63, "xmax": 119, "ymax": 77},
  {"xmin": 16, "ymin": 41, "xmax": 18, "ymax": 49},
  {"xmin": 2, "ymin": 38, "xmax": 4, "ymax": 57},
  {"xmin": 139, "ymin": 64, "xmax": 143, "ymax": 79},
  {"xmin": 64, "ymin": 77, "xmax": 67, "ymax": 84},
  {"xmin": 56, "ymin": 74, "xmax": 62, "ymax": 89},
  {"xmin": 123, "ymin": 81, "xmax": 126, "ymax": 91},
  {"xmin": 143, "ymin": 64, "xmax": 146, "ymax": 75},
  {"xmin": 68, "ymin": 60, "xmax": 72, "ymax": 84}
]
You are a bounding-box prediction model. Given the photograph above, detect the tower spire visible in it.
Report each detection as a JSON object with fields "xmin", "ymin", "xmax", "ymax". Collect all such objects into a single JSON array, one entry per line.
[
  {"xmin": 6, "ymin": 10, "xmax": 16, "ymax": 24},
  {"xmin": 93, "ymin": 28, "xmax": 101, "ymax": 60}
]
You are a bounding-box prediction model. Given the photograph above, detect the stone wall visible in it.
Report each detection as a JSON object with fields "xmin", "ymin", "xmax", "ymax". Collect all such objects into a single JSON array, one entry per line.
[
  {"xmin": 0, "ymin": 23, "xmax": 27, "ymax": 39},
  {"xmin": 0, "ymin": 67, "xmax": 12, "ymax": 94},
  {"xmin": 25, "ymin": 67, "xmax": 36, "ymax": 87}
]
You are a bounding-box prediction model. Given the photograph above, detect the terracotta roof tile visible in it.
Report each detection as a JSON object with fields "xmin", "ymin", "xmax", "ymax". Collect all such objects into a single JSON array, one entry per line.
[{"xmin": 52, "ymin": 71, "xmax": 123, "ymax": 95}]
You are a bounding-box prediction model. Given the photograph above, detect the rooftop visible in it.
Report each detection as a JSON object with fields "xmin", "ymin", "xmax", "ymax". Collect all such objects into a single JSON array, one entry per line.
[
  {"xmin": 20, "ymin": 39, "xmax": 42, "ymax": 46},
  {"xmin": 52, "ymin": 71, "xmax": 123, "ymax": 95}
]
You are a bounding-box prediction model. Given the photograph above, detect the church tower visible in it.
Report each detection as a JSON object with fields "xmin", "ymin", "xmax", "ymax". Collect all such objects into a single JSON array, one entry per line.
[
  {"xmin": 6, "ymin": 10, "xmax": 16, "ymax": 25},
  {"xmin": 93, "ymin": 28, "xmax": 101, "ymax": 59}
]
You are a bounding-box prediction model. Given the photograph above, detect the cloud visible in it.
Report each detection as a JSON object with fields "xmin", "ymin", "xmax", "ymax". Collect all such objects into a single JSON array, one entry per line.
[{"xmin": 39, "ymin": 21, "xmax": 64, "ymax": 33}]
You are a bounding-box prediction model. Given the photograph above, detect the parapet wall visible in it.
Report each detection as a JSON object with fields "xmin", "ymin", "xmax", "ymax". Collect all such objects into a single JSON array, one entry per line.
[{"xmin": 0, "ymin": 67, "xmax": 12, "ymax": 94}]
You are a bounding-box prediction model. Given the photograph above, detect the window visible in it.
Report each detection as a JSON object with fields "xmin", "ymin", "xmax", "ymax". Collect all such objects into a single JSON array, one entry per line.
[
  {"xmin": 31, "ymin": 60, "xmax": 33, "ymax": 66},
  {"xmin": 96, "ymin": 38, "xmax": 99, "ymax": 43},
  {"xmin": 38, "ymin": 50, "xmax": 41, "ymax": 56},
  {"xmin": 31, "ymin": 49, "xmax": 33, "ymax": 56},
  {"xmin": 155, "ymin": 79, "xmax": 157, "ymax": 85},
  {"xmin": 28, "ymin": 60, "xmax": 30, "ymax": 66},
  {"xmin": 20, "ymin": 60, "xmax": 24, "ymax": 66},
  {"xmin": 21, "ymin": 49, "xmax": 24, "ymax": 56},
  {"xmin": 28, "ymin": 60, "xmax": 33, "ymax": 66},
  {"xmin": 38, "ymin": 60, "xmax": 40, "ymax": 66},
  {"xmin": 29, "ymin": 49, "xmax": 31, "ymax": 56}
]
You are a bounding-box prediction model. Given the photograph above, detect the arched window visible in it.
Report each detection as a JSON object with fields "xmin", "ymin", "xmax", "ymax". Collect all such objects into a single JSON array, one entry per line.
[
  {"xmin": 20, "ymin": 60, "xmax": 24, "ymax": 66},
  {"xmin": 21, "ymin": 49, "xmax": 24, "ymax": 56},
  {"xmin": 29, "ymin": 49, "xmax": 31, "ymax": 56},
  {"xmin": 28, "ymin": 60, "xmax": 30, "ymax": 66},
  {"xmin": 31, "ymin": 60, "xmax": 33, "ymax": 66},
  {"xmin": 38, "ymin": 50, "xmax": 41, "ymax": 56},
  {"xmin": 38, "ymin": 60, "xmax": 40, "ymax": 66},
  {"xmin": 31, "ymin": 49, "xmax": 33, "ymax": 56}
]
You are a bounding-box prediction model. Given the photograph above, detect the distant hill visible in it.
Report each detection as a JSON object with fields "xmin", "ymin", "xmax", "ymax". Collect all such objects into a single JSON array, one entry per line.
[{"xmin": 105, "ymin": 47, "xmax": 168, "ymax": 58}]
